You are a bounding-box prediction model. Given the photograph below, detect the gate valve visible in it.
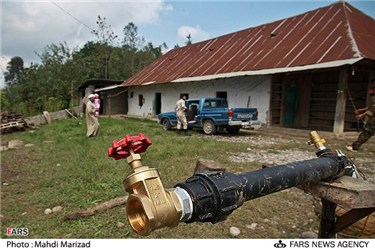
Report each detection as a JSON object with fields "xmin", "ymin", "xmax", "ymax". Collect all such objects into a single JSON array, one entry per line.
[
  {"xmin": 108, "ymin": 133, "xmax": 152, "ymax": 160},
  {"xmin": 108, "ymin": 133, "xmax": 184, "ymax": 236}
]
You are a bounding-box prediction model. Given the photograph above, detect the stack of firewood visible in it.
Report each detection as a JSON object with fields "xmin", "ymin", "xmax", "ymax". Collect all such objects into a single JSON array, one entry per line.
[{"xmin": 0, "ymin": 111, "xmax": 28, "ymax": 134}]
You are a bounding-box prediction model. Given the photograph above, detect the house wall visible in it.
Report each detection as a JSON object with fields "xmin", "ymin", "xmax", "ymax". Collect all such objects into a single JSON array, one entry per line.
[
  {"xmin": 99, "ymin": 88, "xmax": 128, "ymax": 115},
  {"xmin": 271, "ymin": 68, "xmax": 373, "ymax": 132},
  {"xmin": 85, "ymin": 85, "xmax": 95, "ymax": 97},
  {"xmin": 127, "ymin": 75, "xmax": 271, "ymax": 125},
  {"xmin": 78, "ymin": 85, "xmax": 96, "ymax": 115}
]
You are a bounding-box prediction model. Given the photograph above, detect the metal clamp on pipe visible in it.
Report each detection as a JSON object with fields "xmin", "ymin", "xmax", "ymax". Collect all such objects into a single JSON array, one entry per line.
[{"xmin": 108, "ymin": 133, "xmax": 193, "ymax": 236}]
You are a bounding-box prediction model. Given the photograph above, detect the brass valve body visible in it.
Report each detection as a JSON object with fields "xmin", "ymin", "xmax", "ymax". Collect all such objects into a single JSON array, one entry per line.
[
  {"xmin": 124, "ymin": 156, "xmax": 183, "ymax": 236},
  {"xmin": 309, "ymin": 131, "xmax": 326, "ymax": 150}
]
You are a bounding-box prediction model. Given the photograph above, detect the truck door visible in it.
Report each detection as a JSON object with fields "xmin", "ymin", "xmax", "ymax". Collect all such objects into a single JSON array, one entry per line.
[{"xmin": 202, "ymin": 99, "xmax": 228, "ymax": 125}]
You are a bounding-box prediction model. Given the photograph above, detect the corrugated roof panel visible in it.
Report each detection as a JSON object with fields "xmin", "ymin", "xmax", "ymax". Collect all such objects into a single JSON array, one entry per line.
[
  {"xmin": 346, "ymin": 4, "xmax": 375, "ymax": 58},
  {"xmin": 281, "ymin": 10, "xmax": 337, "ymax": 66},
  {"xmin": 124, "ymin": 1, "xmax": 375, "ymax": 86}
]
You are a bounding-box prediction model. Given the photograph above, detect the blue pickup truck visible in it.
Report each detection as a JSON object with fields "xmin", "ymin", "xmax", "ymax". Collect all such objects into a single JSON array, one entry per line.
[{"xmin": 158, "ymin": 97, "xmax": 259, "ymax": 135}]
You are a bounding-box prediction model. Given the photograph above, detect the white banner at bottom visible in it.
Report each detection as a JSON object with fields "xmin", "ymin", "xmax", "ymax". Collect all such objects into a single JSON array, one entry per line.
[{"xmin": 1, "ymin": 239, "xmax": 374, "ymax": 250}]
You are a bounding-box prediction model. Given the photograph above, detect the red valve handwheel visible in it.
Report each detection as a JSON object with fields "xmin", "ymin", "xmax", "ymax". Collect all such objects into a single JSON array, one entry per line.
[{"xmin": 108, "ymin": 133, "xmax": 152, "ymax": 160}]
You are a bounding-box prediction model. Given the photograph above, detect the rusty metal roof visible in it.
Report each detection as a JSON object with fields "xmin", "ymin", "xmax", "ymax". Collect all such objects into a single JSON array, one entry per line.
[{"xmin": 124, "ymin": 1, "xmax": 375, "ymax": 86}]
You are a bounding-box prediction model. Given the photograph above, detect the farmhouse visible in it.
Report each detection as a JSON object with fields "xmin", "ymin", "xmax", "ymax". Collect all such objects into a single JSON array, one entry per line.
[
  {"xmin": 96, "ymin": 1, "xmax": 375, "ymax": 136},
  {"xmin": 78, "ymin": 79, "xmax": 125, "ymax": 115}
]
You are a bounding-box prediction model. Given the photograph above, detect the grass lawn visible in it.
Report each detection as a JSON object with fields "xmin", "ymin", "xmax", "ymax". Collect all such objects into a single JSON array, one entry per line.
[{"xmin": 1, "ymin": 117, "xmax": 322, "ymax": 239}]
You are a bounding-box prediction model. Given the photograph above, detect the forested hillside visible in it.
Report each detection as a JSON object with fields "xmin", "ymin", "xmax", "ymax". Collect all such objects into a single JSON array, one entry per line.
[{"xmin": 1, "ymin": 19, "xmax": 181, "ymax": 116}]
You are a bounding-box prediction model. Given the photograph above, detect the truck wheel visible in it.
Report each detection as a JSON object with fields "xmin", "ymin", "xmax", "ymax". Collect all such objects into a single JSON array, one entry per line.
[
  {"xmin": 162, "ymin": 119, "xmax": 172, "ymax": 131},
  {"xmin": 203, "ymin": 120, "xmax": 216, "ymax": 135},
  {"xmin": 227, "ymin": 127, "xmax": 240, "ymax": 135}
]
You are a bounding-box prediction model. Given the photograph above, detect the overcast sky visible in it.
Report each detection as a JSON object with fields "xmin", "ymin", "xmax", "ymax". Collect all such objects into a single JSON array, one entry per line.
[{"xmin": 1, "ymin": 0, "xmax": 374, "ymax": 87}]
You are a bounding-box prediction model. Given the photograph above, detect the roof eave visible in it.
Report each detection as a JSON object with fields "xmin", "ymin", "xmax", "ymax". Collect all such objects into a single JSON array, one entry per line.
[
  {"xmin": 171, "ymin": 58, "xmax": 364, "ymax": 83},
  {"xmin": 95, "ymin": 84, "xmax": 128, "ymax": 92}
]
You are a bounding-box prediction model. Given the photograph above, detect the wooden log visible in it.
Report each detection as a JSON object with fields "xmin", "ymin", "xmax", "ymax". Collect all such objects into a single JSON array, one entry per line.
[
  {"xmin": 43, "ymin": 111, "xmax": 52, "ymax": 124},
  {"xmin": 303, "ymin": 176, "xmax": 375, "ymax": 210},
  {"xmin": 65, "ymin": 109, "xmax": 78, "ymax": 119},
  {"xmin": 63, "ymin": 195, "xmax": 128, "ymax": 220},
  {"xmin": 0, "ymin": 121, "xmax": 25, "ymax": 130}
]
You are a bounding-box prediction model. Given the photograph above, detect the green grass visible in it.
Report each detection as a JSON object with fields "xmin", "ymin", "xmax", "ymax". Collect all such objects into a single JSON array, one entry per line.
[{"xmin": 1, "ymin": 117, "xmax": 320, "ymax": 239}]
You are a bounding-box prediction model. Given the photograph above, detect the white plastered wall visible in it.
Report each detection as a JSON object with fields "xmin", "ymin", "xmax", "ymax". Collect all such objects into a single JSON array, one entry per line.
[{"xmin": 127, "ymin": 75, "xmax": 271, "ymax": 125}]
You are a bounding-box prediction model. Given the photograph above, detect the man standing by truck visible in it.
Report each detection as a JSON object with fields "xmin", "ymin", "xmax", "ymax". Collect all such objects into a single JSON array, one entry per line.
[{"xmin": 175, "ymin": 95, "xmax": 191, "ymax": 136}]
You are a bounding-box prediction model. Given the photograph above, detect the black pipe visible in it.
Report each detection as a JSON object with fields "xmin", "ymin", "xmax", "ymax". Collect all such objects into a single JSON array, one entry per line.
[{"xmin": 175, "ymin": 153, "xmax": 343, "ymax": 224}]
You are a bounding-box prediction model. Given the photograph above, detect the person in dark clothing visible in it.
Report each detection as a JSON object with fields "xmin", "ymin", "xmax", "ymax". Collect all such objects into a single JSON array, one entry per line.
[{"xmin": 346, "ymin": 80, "xmax": 375, "ymax": 152}]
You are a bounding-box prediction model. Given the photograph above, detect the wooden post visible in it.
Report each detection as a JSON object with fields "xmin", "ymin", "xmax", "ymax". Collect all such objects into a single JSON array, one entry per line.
[
  {"xmin": 367, "ymin": 72, "xmax": 375, "ymax": 106},
  {"xmin": 279, "ymin": 75, "xmax": 287, "ymax": 126},
  {"xmin": 333, "ymin": 69, "xmax": 348, "ymax": 137},
  {"xmin": 318, "ymin": 199, "xmax": 337, "ymax": 238},
  {"xmin": 108, "ymin": 96, "xmax": 111, "ymax": 118},
  {"xmin": 300, "ymin": 175, "xmax": 375, "ymax": 238}
]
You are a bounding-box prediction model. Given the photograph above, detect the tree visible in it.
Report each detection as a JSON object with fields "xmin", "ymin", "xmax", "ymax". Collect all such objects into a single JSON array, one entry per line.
[
  {"xmin": 73, "ymin": 41, "xmax": 108, "ymax": 79},
  {"xmin": 0, "ymin": 88, "xmax": 10, "ymax": 110},
  {"xmin": 92, "ymin": 15, "xmax": 118, "ymax": 79},
  {"xmin": 36, "ymin": 42, "xmax": 73, "ymax": 66},
  {"xmin": 4, "ymin": 56, "xmax": 24, "ymax": 86},
  {"xmin": 122, "ymin": 22, "xmax": 145, "ymax": 75},
  {"xmin": 9, "ymin": 42, "xmax": 84, "ymax": 115},
  {"xmin": 122, "ymin": 22, "xmax": 144, "ymax": 51},
  {"xmin": 2, "ymin": 20, "xmax": 167, "ymax": 116},
  {"xmin": 137, "ymin": 42, "xmax": 165, "ymax": 70},
  {"xmin": 186, "ymin": 33, "xmax": 192, "ymax": 46}
]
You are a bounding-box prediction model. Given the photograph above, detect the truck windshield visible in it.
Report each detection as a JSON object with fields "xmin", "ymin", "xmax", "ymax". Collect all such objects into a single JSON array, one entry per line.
[{"xmin": 203, "ymin": 99, "xmax": 228, "ymax": 108}]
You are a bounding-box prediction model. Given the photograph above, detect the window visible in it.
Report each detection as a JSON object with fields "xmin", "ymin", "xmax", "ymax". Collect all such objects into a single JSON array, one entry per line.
[
  {"xmin": 188, "ymin": 100, "xmax": 200, "ymax": 109},
  {"xmin": 130, "ymin": 92, "xmax": 134, "ymax": 98},
  {"xmin": 215, "ymin": 99, "xmax": 228, "ymax": 108},
  {"xmin": 216, "ymin": 91, "xmax": 227, "ymax": 99},
  {"xmin": 204, "ymin": 100, "xmax": 211, "ymax": 108},
  {"xmin": 203, "ymin": 99, "xmax": 228, "ymax": 108},
  {"xmin": 138, "ymin": 94, "xmax": 144, "ymax": 107}
]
